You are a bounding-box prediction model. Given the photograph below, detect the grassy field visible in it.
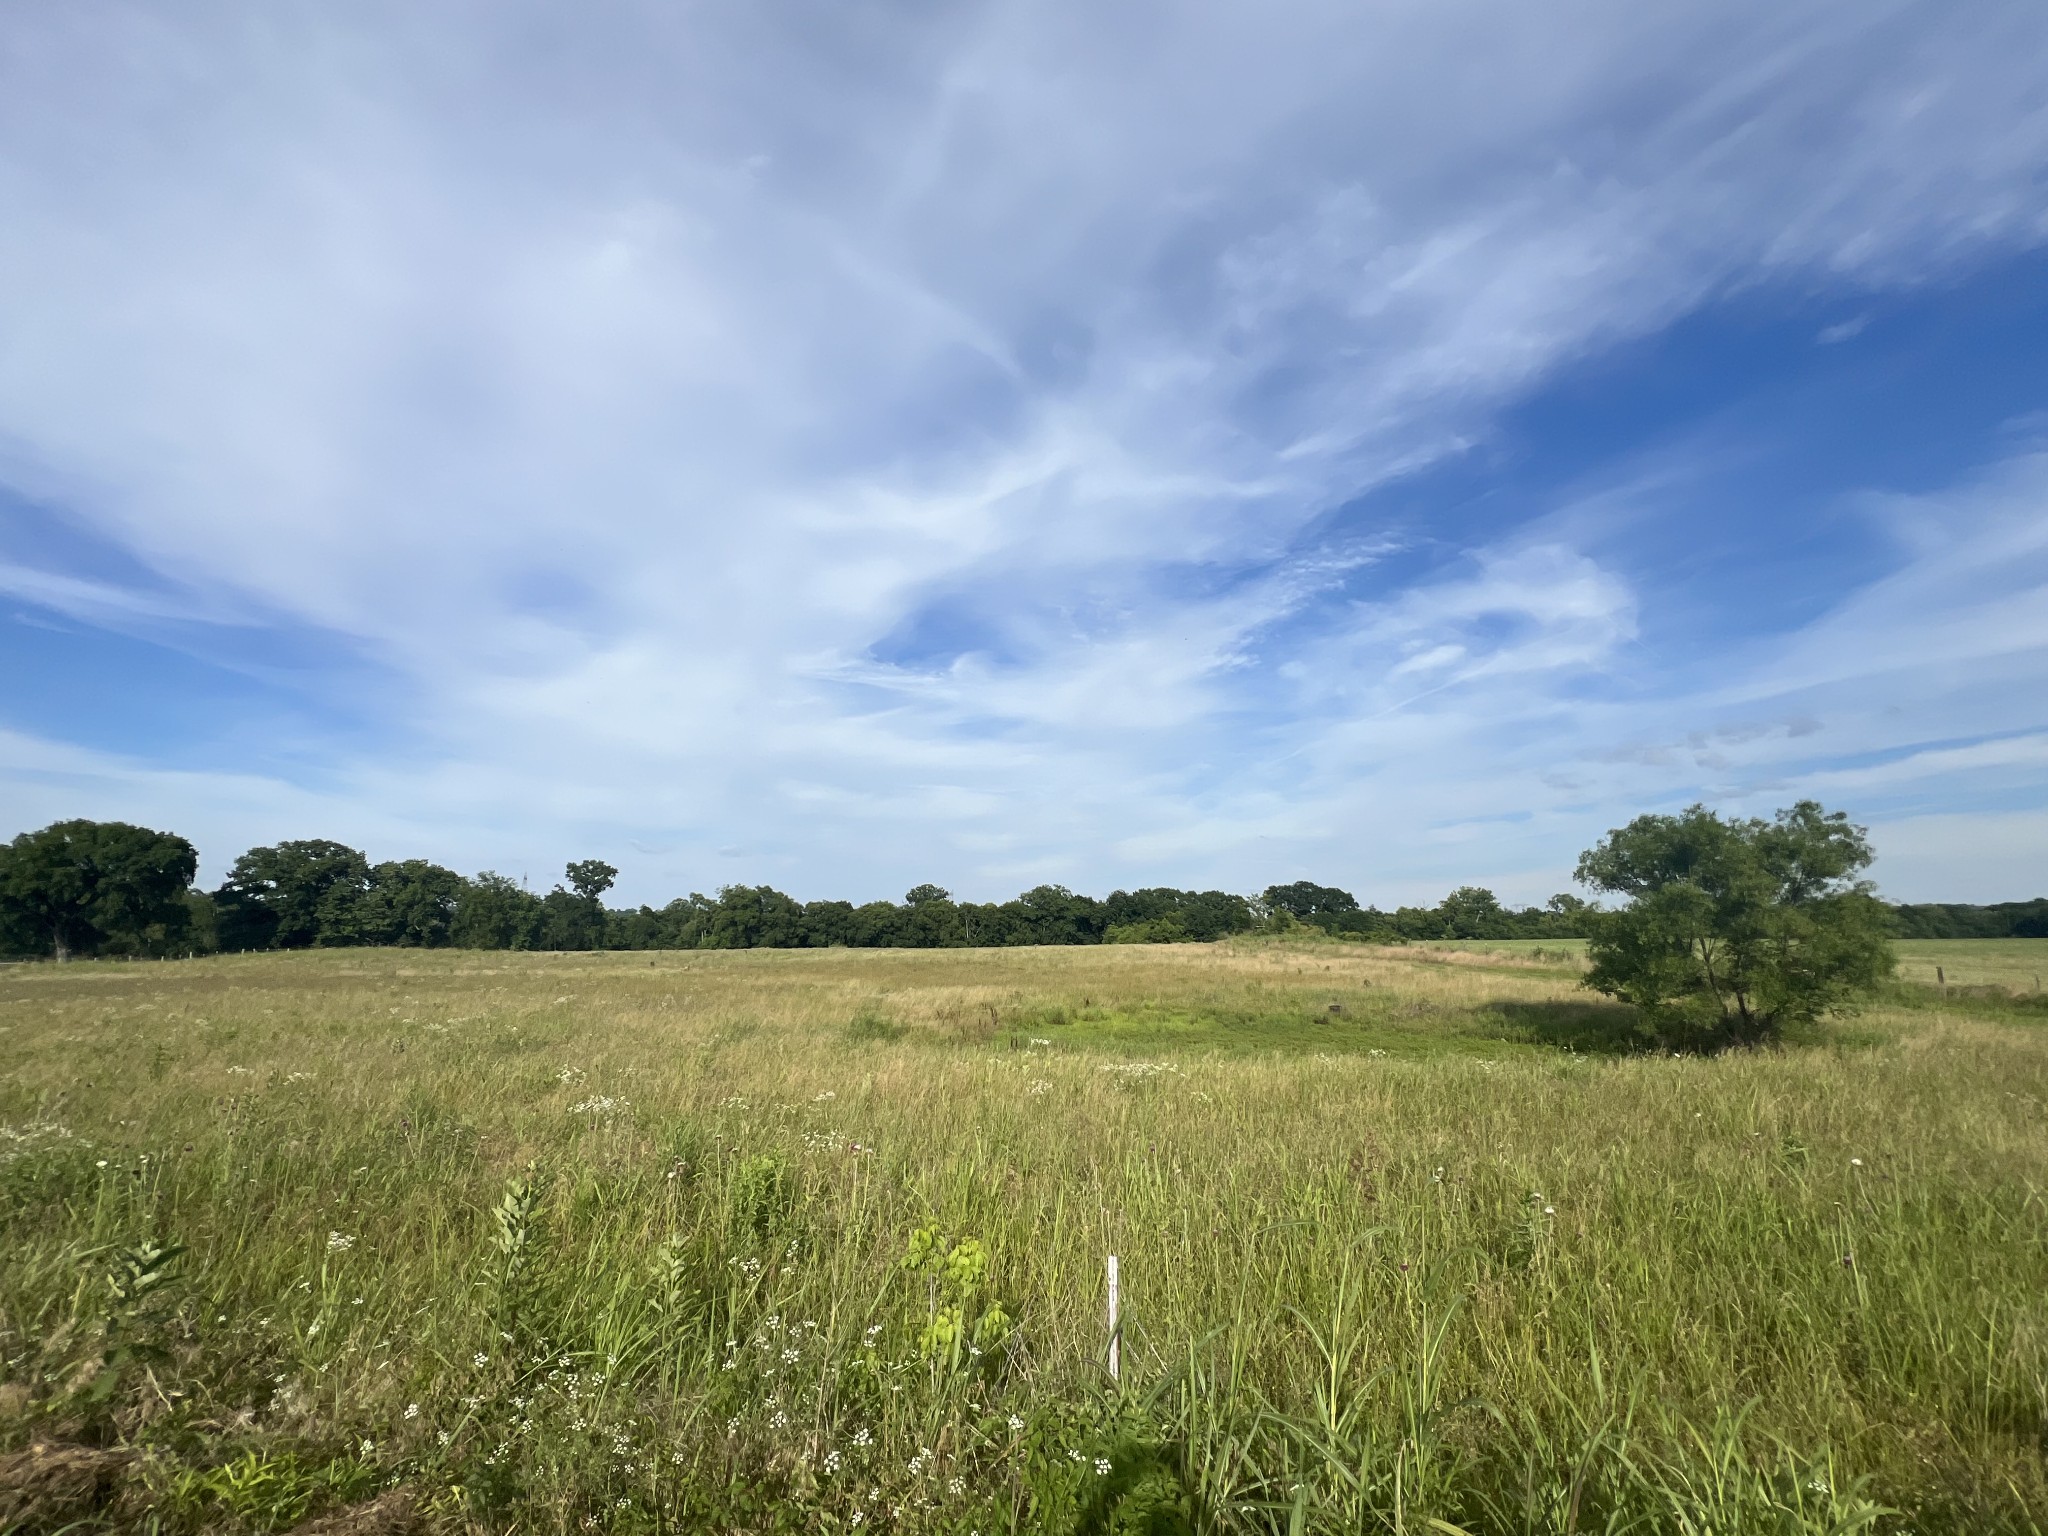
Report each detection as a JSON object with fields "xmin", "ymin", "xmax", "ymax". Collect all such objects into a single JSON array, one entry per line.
[
  {"xmin": 2, "ymin": 938, "xmax": 2045, "ymax": 1534},
  {"xmin": 1412, "ymin": 935, "xmax": 2047, "ymax": 993},
  {"xmin": 1892, "ymin": 940, "xmax": 2048, "ymax": 992}
]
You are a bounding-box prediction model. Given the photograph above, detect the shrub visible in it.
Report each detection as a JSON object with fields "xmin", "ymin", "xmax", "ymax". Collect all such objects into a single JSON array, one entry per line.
[{"xmin": 1105, "ymin": 918, "xmax": 1193, "ymax": 944}]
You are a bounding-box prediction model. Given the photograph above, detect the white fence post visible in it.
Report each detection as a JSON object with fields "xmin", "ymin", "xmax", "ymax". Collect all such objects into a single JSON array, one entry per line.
[{"xmin": 1106, "ymin": 1253, "xmax": 1121, "ymax": 1382}]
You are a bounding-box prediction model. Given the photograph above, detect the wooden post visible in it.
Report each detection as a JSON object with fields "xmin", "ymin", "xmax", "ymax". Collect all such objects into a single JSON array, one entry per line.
[{"xmin": 1106, "ymin": 1254, "xmax": 1121, "ymax": 1383}]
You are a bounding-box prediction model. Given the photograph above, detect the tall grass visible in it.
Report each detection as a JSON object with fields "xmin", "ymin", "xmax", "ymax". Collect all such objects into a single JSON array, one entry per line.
[{"xmin": 1, "ymin": 940, "xmax": 2044, "ymax": 1533}]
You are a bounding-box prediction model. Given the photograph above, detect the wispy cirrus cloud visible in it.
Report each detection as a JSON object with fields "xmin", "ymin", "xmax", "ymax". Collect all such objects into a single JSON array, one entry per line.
[{"xmin": 0, "ymin": 0, "xmax": 2046, "ymax": 901}]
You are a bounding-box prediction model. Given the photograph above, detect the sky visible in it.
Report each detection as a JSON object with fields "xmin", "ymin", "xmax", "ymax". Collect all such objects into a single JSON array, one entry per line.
[{"xmin": 3, "ymin": 0, "xmax": 2047, "ymax": 909}]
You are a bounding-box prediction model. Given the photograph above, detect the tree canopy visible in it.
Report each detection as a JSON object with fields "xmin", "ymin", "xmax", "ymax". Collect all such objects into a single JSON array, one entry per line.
[
  {"xmin": 214, "ymin": 839, "xmax": 371, "ymax": 950},
  {"xmin": 1575, "ymin": 800, "xmax": 1894, "ymax": 1048},
  {"xmin": 0, "ymin": 819, "xmax": 199, "ymax": 960}
]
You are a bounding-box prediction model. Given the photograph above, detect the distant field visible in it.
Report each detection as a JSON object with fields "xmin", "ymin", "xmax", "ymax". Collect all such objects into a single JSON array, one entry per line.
[
  {"xmin": 1410, "ymin": 934, "xmax": 2048, "ymax": 995},
  {"xmin": 1400, "ymin": 937, "xmax": 1589, "ymax": 960},
  {"xmin": 2, "ymin": 940, "xmax": 2044, "ymax": 1533},
  {"xmin": 1893, "ymin": 937, "xmax": 2048, "ymax": 990}
]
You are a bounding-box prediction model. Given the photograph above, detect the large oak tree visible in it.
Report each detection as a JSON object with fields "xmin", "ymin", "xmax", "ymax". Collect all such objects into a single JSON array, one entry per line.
[{"xmin": 0, "ymin": 819, "xmax": 199, "ymax": 960}]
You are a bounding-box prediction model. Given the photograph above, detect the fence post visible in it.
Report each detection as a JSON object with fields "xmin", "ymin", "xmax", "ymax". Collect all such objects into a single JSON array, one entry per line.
[{"xmin": 1106, "ymin": 1253, "xmax": 1121, "ymax": 1383}]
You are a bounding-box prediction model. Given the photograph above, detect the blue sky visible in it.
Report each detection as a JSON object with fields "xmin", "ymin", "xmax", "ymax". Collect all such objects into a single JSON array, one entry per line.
[{"xmin": 3, "ymin": 0, "xmax": 2047, "ymax": 906}]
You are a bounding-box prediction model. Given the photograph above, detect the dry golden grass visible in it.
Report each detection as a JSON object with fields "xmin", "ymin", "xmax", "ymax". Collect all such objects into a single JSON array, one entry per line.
[{"xmin": 2, "ymin": 938, "xmax": 2045, "ymax": 1533}]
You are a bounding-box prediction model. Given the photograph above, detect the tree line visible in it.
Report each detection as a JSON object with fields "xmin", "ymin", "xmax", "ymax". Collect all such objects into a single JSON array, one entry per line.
[
  {"xmin": 1, "ymin": 802, "xmax": 1926, "ymax": 1052},
  {"xmin": 1888, "ymin": 899, "xmax": 2048, "ymax": 939},
  {"xmin": 0, "ymin": 810, "xmax": 2026, "ymax": 970},
  {"xmin": 0, "ymin": 820, "xmax": 1610, "ymax": 960}
]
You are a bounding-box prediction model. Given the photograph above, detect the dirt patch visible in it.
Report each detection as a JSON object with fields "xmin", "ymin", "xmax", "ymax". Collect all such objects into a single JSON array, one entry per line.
[
  {"xmin": 291, "ymin": 1486, "xmax": 419, "ymax": 1535},
  {"xmin": 0, "ymin": 1439, "xmax": 137, "ymax": 1526}
]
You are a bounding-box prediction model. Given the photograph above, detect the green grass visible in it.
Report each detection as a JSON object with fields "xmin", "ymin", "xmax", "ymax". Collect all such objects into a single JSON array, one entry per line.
[
  {"xmin": 1396, "ymin": 934, "xmax": 2048, "ymax": 992},
  {"xmin": 1, "ymin": 941, "xmax": 2044, "ymax": 1534},
  {"xmin": 1893, "ymin": 937, "xmax": 2048, "ymax": 991}
]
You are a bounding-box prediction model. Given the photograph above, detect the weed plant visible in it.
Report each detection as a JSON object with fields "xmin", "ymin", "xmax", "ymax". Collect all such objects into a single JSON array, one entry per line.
[{"xmin": 0, "ymin": 939, "xmax": 2044, "ymax": 1533}]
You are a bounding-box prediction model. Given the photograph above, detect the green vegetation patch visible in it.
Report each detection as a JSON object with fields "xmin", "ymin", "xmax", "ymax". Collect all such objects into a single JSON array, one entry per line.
[{"xmin": 995, "ymin": 997, "xmax": 1576, "ymax": 1059}]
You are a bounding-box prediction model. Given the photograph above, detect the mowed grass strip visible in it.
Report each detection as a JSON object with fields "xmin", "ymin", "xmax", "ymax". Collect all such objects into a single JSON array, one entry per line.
[{"xmin": 1, "ymin": 939, "xmax": 2045, "ymax": 1533}]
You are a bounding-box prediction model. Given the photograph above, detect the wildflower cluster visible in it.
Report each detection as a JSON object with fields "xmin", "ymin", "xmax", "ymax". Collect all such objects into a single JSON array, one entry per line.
[
  {"xmin": 1098, "ymin": 1061, "xmax": 1180, "ymax": 1081},
  {"xmin": 444, "ymin": 1343, "xmax": 678, "ymax": 1520},
  {"xmin": 0, "ymin": 1120, "xmax": 92, "ymax": 1178}
]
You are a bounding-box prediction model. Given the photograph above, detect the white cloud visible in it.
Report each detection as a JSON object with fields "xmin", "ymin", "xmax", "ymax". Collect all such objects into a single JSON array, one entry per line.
[
  {"xmin": 1866, "ymin": 810, "xmax": 2048, "ymax": 905},
  {"xmin": 0, "ymin": 1, "xmax": 2045, "ymax": 902}
]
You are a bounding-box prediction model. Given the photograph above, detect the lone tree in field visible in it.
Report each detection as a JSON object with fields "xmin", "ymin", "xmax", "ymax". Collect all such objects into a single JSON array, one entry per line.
[
  {"xmin": 1575, "ymin": 800, "xmax": 1893, "ymax": 1049},
  {"xmin": 0, "ymin": 819, "xmax": 199, "ymax": 960}
]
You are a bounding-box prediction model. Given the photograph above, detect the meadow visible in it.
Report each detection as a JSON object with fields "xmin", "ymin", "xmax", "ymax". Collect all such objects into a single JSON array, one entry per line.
[{"xmin": 1, "ymin": 937, "xmax": 2045, "ymax": 1534}]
